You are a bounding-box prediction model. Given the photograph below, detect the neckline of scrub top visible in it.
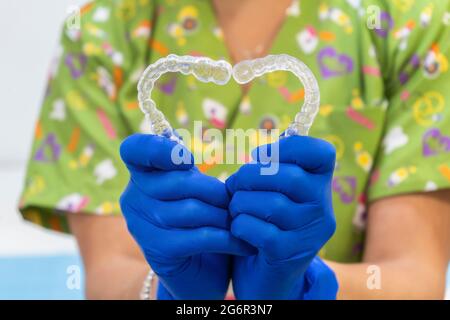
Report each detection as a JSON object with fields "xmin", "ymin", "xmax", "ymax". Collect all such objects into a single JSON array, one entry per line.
[{"xmin": 200, "ymin": 0, "xmax": 307, "ymax": 131}]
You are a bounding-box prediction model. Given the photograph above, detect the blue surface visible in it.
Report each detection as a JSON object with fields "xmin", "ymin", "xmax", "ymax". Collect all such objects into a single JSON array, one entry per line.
[{"xmin": 0, "ymin": 255, "xmax": 85, "ymax": 300}]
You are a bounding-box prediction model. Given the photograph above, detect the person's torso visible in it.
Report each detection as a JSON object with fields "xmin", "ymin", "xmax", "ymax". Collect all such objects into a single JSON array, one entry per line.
[{"xmin": 114, "ymin": 0, "xmax": 387, "ymax": 262}]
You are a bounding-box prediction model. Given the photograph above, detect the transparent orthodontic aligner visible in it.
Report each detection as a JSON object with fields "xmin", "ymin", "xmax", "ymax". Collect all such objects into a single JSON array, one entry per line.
[
  {"xmin": 137, "ymin": 53, "xmax": 320, "ymax": 142},
  {"xmin": 137, "ymin": 54, "xmax": 233, "ymax": 142},
  {"xmin": 233, "ymin": 54, "xmax": 320, "ymax": 137}
]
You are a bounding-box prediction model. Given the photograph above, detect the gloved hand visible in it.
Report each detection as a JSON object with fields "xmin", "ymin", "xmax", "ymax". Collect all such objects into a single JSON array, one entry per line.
[
  {"xmin": 119, "ymin": 134, "xmax": 255, "ymax": 300},
  {"xmin": 226, "ymin": 135, "xmax": 337, "ymax": 299},
  {"xmin": 301, "ymin": 256, "xmax": 339, "ymax": 300}
]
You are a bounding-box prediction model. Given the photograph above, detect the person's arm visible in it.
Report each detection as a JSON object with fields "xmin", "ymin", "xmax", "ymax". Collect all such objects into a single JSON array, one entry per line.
[
  {"xmin": 67, "ymin": 214, "xmax": 154, "ymax": 300},
  {"xmin": 326, "ymin": 190, "xmax": 450, "ymax": 300}
]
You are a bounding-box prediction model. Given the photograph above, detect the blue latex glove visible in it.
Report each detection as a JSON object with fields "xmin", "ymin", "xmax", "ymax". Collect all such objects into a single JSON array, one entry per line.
[
  {"xmin": 226, "ymin": 135, "xmax": 337, "ymax": 299},
  {"xmin": 301, "ymin": 256, "xmax": 339, "ymax": 300},
  {"xmin": 119, "ymin": 134, "xmax": 255, "ymax": 300}
]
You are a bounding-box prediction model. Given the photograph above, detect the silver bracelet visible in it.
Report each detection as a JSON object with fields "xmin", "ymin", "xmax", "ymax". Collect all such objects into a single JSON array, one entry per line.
[{"xmin": 140, "ymin": 269, "xmax": 155, "ymax": 300}]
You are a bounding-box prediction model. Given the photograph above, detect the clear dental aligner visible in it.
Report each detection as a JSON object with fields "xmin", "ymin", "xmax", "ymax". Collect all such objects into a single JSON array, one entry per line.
[
  {"xmin": 233, "ymin": 54, "xmax": 320, "ymax": 137},
  {"xmin": 137, "ymin": 54, "xmax": 232, "ymax": 142},
  {"xmin": 137, "ymin": 54, "xmax": 320, "ymax": 142}
]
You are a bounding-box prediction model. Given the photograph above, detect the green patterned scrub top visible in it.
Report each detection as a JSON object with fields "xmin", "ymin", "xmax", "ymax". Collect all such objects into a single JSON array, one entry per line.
[{"xmin": 19, "ymin": 0, "xmax": 450, "ymax": 262}]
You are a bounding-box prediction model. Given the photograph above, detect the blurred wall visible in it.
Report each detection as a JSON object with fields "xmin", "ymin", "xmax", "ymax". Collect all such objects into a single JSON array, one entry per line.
[{"xmin": 0, "ymin": 0, "xmax": 86, "ymax": 257}]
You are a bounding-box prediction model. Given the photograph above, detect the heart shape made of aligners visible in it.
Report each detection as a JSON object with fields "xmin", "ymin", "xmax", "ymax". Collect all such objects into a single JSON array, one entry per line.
[{"xmin": 137, "ymin": 54, "xmax": 320, "ymax": 143}]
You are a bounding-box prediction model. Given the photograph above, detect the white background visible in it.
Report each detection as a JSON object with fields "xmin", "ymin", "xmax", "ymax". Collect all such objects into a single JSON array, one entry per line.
[{"xmin": 0, "ymin": 0, "xmax": 85, "ymax": 256}]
